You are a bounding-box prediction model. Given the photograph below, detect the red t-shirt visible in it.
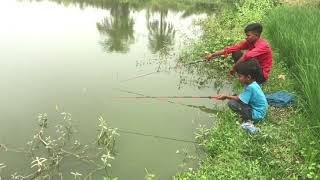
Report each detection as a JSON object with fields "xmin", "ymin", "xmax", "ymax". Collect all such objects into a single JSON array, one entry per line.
[{"xmin": 224, "ymin": 38, "xmax": 273, "ymax": 80}]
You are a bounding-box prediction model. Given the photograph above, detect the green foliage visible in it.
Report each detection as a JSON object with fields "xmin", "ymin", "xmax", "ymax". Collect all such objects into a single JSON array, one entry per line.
[
  {"xmin": 0, "ymin": 112, "xmax": 119, "ymax": 179},
  {"xmin": 189, "ymin": 0, "xmax": 277, "ymax": 55},
  {"xmin": 177, "ymin": 106, "xmax": 318, "ymax": 179},
  {"xmin": 175, "ymin": 1, "xmax": 320, "ymax": 180},
  {"xmin": 264, "ymin": 6, "xmax": 320, "ymax": 178},
  {"xmin": 261, "ymin": 52, "xmax": 295, "ymax": 93},
  {"xmin": 177, "ymin": 0, "xmax": 278, "ymax": 89},
  {"xmin": 234, "ymin": 0, "xmax": 277, "ymax": 26},
  {"xmin": 264, "ymin": 6, "xmax": 320, "ymax": 128}
]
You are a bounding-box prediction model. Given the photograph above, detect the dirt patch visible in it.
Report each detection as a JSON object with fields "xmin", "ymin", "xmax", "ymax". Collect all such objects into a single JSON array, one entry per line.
[{"xmin": 281, "ymin": 0, "xmax": 319, "ymax": 6}]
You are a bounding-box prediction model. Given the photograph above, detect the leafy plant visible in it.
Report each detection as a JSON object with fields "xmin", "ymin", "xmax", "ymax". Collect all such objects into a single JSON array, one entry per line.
[
  {"xmin": 174, "ymin": 0, "xmax": 320, "ymax": 179},
  {"xmin": 0, "ymin": 111, "xmax": 119, "ymax": 179}
]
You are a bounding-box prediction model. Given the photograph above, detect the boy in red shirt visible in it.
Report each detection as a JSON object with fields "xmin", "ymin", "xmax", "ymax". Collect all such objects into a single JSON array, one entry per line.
[{"xmin": 206, "ymin": 23, "xmax": 273, "ymax": 84}]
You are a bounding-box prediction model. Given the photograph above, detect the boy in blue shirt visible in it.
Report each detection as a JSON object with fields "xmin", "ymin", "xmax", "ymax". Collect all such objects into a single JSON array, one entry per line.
[{"xmin": 216, "ymin": 59, "xmax": 268, "ymax": 122}]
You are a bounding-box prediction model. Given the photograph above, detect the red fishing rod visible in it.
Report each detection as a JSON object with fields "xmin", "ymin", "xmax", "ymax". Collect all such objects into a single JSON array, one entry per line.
[
  {"xmin": 112, "ymin": 88, "xmax": 220, "ymax": 114},
  {"xmin": 114, "ymin": 95, "xmax": 220, "ymax": 99}
]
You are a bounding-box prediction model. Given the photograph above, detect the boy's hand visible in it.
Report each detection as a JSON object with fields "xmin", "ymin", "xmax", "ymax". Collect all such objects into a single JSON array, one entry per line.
[
  {"xmin": 205, "ymin": 53, "xmax": 216, "ymax": 61},
  {"xmin": 229, "ymin": 69, "xmax": 236, "ymax": 76},
  {"xmin": 229, "ymin": 65, "xmax": 236, "ymax": 75},
  {"xmin": 216, "ymin": 95, "xmax": 227, "ymax": 100}
]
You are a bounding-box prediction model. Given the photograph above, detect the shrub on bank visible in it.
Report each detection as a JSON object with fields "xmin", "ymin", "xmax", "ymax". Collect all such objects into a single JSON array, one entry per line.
[{"xmin": 176, "ymin": 1, "xmax": 320, "ymax": 180}]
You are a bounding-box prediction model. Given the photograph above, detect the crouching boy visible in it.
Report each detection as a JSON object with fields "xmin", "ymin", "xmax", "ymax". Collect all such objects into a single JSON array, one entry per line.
[{"xmin": 216, "ymin": 59, "xmax": 268, "ymax": 122}]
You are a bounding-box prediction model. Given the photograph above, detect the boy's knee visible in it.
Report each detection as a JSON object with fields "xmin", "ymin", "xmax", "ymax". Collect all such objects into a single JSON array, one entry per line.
[
  {"xmin": 227, "ymin": 100, "xmax": 239, "ymax": 109},
  {"xmin": 232, "ymin": 51, "xmax": 243, "ymax": 63}
]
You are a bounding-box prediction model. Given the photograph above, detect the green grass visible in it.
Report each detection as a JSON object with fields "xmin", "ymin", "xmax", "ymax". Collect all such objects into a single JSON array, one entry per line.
[
  {"xmin": 175, "ymin": 1, "xmax": 320, "ymax": 179},
  {"xmin": 176, "ymin": 60, "xmax": 315, "ymax": 179},
  {"xmin": 177, "ymin": 0, "xmax": 277, "ymax": 89},
  {"xmin": 264, "ymin": 6, "xmax": 320, "ymax": 178},
  {"xmin": 264, "ymin": 6, "xmax": 320, "ymax": 129}
]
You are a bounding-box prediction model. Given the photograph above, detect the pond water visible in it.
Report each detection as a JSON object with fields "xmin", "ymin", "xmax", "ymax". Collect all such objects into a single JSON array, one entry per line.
[{"xmin": 0, "ymin": 0, "xmax": 232, "ymax": 179}]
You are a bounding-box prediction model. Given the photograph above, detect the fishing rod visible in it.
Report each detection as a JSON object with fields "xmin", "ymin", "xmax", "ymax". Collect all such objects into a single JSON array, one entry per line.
[
  {"xmin": 112, "ymin": 88, "xmax": 220, "ymax": 114},
  {"xmin": 113, "ymin": 84, "xmax": 220, "ymax": 100},
  {"xmin": 112, "ymin": 87, "xmax": 149, "ymax": 97},
  {"xmin": 114, "ymin": 96, "xmax": 219, "ymax": 99},
  {"xmin": 180, "ymin": 55, "xmax": 220, "ymax": 66},
  {"xmin": 120, "ymin": 59, "xmax": 210, "ymax": 83},
  {"xmin": 184, "ymin": 59, "xmax": 207, "ymax": 65},
  {"xmin": 120, "ymin": 70, "xmax": 167, "ymax": 82},
  {"xmin": 110, "ymin": 88, "xmax": 215, "ymax": 143}
]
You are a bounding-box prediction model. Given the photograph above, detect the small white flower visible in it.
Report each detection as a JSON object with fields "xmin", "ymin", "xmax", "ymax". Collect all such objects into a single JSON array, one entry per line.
[
  {"xmin": 278, "ymin": 74, "xmax": 286, "ymax": 80},
  {"xmin": 111, "ymin": 129, "xmax": 120, "ymax": 136},
  {"xmin": 101, "ymin": 151, "xmax": 114, "ymax": 165},
  {"xmin": 74, "ymin": 140, "xmax": 80, "ymax": 146},
  {"xmin": 31, "ymin": 157, "xmax": 47, "ymax": 172},
  {"xmin": 71, "ymin": 171, "xmax": 82, "ymax": 179}
]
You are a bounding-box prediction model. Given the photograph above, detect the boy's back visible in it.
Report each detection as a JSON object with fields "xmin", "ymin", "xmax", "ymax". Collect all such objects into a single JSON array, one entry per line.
[
  {"xmin": 240, "ymin": 81, "xmax": 268, "ymax": 120},
  {"xmin": 225, "ymin": 38, "xmax": 273, "ymax": 80}
]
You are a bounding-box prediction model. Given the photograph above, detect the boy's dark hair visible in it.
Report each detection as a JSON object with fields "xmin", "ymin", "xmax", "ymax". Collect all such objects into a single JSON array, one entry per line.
[
  {"xmin": 244, "ymin": 23, "xmax": 263, "ymax": 34},
  {"xmin": 236, "ymin": 59, "xmax": 261, "ymax": 80}
]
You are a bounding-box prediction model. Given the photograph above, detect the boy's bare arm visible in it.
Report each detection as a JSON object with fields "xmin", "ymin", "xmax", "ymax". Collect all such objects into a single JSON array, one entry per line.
[
  {"xmin": 206, "ymin": 50, "xmax": 224, "ymax": 60},
  {"xmin": 230, "ymin": 56, "xmax": 246, "ymax": 75},
  {"xmin": 206, "ymin": 41, "xmax": 248, "ymax": 60},
  {"xmin": 216, "ymin": 95, "xmax": 240, "ymax": 100},
  {"xmin": 226, "ymin": 95, "xmax": 240, "ymax": 100}
]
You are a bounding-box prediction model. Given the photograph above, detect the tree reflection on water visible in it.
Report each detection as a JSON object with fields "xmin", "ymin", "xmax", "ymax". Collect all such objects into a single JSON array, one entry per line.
[
  {"xmin": 21, "ymin": 0, "xmax": 231, "ymax": 91},
  {"xmin": 96, "ymin": 1, "xmax": 134, "ymax": 53},
  {"xmin": 146, "ymin": 5, "xmax": 175, "ymax": 55}
]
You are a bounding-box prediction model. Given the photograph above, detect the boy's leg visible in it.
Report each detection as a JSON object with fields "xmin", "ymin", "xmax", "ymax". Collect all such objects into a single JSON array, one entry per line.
[
  {"xmin": 227, "ymin": 99, "xmax": 252, "ymax": 121},
  {"xmin": 232, "ymin": 51, "xmax": 243, "ymax": 63},
  {"xmin": 256, "ymin": 65, "xmax": 266, "ymax": 84}
]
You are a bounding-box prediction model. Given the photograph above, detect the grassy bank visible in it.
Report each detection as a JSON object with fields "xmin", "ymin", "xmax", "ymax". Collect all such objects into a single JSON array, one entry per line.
[
  {"xmin": 264, "ymin": 6, "xmax": 320, "ymax": 178},
  {"xmin": 265, "ymin": 6, "xmax": 320, "ymax": 129},
  {"xmin": 175, "ymin": 0, "xmax": 319, "ymax": 179}
]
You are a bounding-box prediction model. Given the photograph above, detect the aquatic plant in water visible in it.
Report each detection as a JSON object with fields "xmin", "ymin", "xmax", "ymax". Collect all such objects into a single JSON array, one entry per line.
[{"xmin": 0, "ymin": 110, "xmax": 119, "ymax": 179}]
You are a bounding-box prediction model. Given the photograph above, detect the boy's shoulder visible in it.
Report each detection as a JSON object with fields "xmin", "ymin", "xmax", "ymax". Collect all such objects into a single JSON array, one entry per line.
[
  {"xmin": 247, "ymin": 81, "xmax": 259, "ymax": 87},
  {"xmin": 246, "ymin": 81, "xmax": 263, "ymax": 92},
  {"xmin": 257, "ymin": 38, "xmax": 271, "ymax": 46},
  {"xmin": 240, "ymin": 81, "xmax": 265, "ymax": 104}
]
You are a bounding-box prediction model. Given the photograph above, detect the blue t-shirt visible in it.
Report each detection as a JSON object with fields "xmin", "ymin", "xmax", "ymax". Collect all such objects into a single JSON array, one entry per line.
[{"xmin": 239, "ymin": 81, "xmax": 268, "ymax": 120}]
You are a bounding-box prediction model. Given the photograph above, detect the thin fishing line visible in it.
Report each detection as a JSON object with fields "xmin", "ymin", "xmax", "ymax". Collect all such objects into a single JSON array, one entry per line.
[
  {"xmin": 112, "ymin": 87, "xmax": 146, "ymax": 97},
  {"xmin": 117, "ymin": 128, "xmax": 196, "ymax": 143},
  {"xmin": 120, "ymin": 59, "xmax": 207, "ymax": 83},
  {"xmin": 113, "ymin": 88, "xmax": 218, "ymax": 99},
  {"xmin": 120, "ymin": 71, "xmax": 167, "ymax": 82}
]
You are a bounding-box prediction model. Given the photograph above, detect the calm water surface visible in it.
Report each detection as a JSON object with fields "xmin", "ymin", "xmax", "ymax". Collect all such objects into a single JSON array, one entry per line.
[{"xmin": 0, "ymin": 0, "xmax": 232, "ymax": 179}]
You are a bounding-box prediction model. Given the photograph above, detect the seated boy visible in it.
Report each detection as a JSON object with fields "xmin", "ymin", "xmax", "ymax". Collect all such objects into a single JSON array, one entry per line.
[
  {"xmin": 206, "ymin": 23, "xmax": 273, "ymax": 84},
  {"xmin": 216, "ymin": 59, "xmax": 268, "ymax": 122}
]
